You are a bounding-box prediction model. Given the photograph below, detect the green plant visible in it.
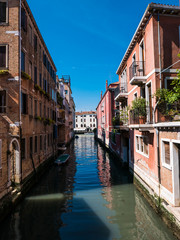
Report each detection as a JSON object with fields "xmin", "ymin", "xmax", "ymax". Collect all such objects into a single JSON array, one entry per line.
[
  {"xmin": 112, "ymin": 116, "xmax": 120, "ymax": 126},
  {"xmin": 35, "ymin": 116, "xmax": 42, "ymax": 121},
  {"xmin": 131, "ymin": 97, "xmax": 146, "ymax": 117},
  {"xmin": 40, "ymin": 89, "xmax": 45, "ymax": 95},
  {"xmin": 0, "ymin": 70, "xmax": 9, "ymax": 75},
  {"xmin": 34, "ymin": 84, "xmax": 41, "ymax": 91},
  {"xmin": 21, "ymin": 71, "xmax": 31, "ymax": 80},
  {"xmin": 119, "ymin": 107, "xmax": 129, "ymax": 124}
]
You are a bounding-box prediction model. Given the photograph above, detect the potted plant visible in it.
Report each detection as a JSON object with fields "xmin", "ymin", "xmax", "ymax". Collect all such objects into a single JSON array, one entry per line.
[{"xmin": 131, "ymin": 97, "xmax": 146, "ymax": 124}]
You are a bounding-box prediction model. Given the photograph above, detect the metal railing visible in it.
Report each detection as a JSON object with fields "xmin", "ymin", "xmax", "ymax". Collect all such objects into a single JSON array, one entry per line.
[
  {"xmin": 114, "ymin": 83, "xmax": 128, "ymax": 99},
  {"xmin": 157, "ymin": 102, "xmax": 180, "ymax": 123},
  {"xmin": 130, "ymin": 106, "xmax": 153, "ymax": 125},
  {"xmin": 129, "ymin": 61, "xmax": 145, "ymax": 80}
]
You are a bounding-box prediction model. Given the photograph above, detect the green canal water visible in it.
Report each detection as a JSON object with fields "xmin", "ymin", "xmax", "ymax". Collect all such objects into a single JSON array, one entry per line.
[{"xmin": 0, "ymin": 134, "xmax": 177, "ymax": 240}]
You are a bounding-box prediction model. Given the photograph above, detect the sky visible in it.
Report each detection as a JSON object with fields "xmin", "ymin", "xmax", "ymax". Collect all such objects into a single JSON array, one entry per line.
[{"xmin": 28, "ymin": 0, "xmax": 179, "ymax": 112}]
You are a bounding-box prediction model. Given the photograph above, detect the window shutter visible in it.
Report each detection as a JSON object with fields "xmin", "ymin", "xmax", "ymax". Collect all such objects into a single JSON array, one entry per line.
[
  {"xmin": 0, "ymin": 46, "xmax": 6, "ymax": 68},
  {"xmin": 0, "ymin": 140, "xmax": 2, "ymax": 168},
  {"xmin": 164, "ymin": 142, "xmax": 170, "ymax": 165},
  {"xmin": 0, "ymin": 2, "xmax": 6, "ymax": 23}
]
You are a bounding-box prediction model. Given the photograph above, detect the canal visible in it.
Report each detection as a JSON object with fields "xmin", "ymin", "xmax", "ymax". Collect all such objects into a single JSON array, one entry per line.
[{"xmin": 0, "ymin": 134, "xmax": 176, "ymax": 240}]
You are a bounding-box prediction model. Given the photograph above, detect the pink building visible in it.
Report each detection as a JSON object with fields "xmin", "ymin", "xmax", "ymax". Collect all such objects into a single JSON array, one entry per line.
[
  {"xmin": 96, "ymin": 80, "xmax": 120, "ymax": 150},
  {"xmin": 97, "ymin": 3, "xmax": 180, "ymax": 218},
  {"xmin": 115, "ymin": 3, "xmax": 180, "ymax": 209}
]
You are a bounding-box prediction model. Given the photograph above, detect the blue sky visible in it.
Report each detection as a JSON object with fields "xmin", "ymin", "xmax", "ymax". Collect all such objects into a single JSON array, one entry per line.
[{"xmin": 28, "ymin": 0, "xmax": 179, "ymax": 111}]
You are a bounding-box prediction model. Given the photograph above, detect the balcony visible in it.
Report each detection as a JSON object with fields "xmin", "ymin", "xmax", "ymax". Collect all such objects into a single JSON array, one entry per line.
[
  {"xmin": 113, "ymin": 108, "xmax": 129, "ymax": 131},
  {"xmin": 129, "ymin": 61, "xmax": 146, "ymax": 86},
  {"xmin": 155, "ymin": 102, "xmax": 180, "ymax": 127},
  {"xmin": 114, "ymin": 83, "xmax": 128, "ymax": 102},
  {"xmin": 129, "ymin": 106, "xmax": 154, "ymax": 132},
  {"xmin": 57, "ymin": 118, "xmax": 65, "ymax": 125}
]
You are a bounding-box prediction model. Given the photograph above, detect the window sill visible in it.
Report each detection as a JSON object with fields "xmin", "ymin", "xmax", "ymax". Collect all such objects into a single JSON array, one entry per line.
[
  {"xmin": 162, "ymin": 162, "xmax": 172, "ymax": 171},
  {"xmin": 0, "ymin": 22, "xmax": 9, "ymax": 26},
  {"xmin": 136, "ymin": 150, "xmax": 149, "ymax": 158}
]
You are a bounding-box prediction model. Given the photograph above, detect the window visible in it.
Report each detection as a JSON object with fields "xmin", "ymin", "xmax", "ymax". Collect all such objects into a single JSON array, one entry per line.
[
  {"xmin": 21, "ymin": 138, "xmax": 26, "ymax": 159},
  {"xmin": 30, "ymin": 137, "xmax": 33, "ymax": 157},
  {"xmin": 84, "ymin": 124, "xmax": 86, "ymax": 127},
  {"xmin": 34, "ymin": 99, "xmax": 37, "ymax": 116},
  {"xmin": 39, "ymin": 102, "xmax": 42, "ymax": 117},
  {"xmin": 29, "ymin": 96, "xmax": 33, "ymax": 116},
  {"xmin": 34, "ymin": 35, "xmax": 37, "ymax": 52},
  {"xmin": 136, "ymin": 136, "xmax": 139, "ymax": 151},
  {"xmin": 21, "ymin": 92, "xmax": 28, "ymax": 114},
  {"xmin": 90, "ymin": 115, "xmax": 92, "ymax": 117},
  {"xmin": 90, "ymin": 119, "xmax": 92, "ymax": 122},
  {"xmin": 44, "ymin": 105, "xmax": 46, "ymax": 117},
  {"xmin": 21, "ymin": 51, "xmax": 25, "ymax": 72},
  {"xmin": 34, "ymin": 66, "xmax": 37, "ymax": 84},
  {"xmin": 39, "ymin": 73, "xmax": 42, "ymax": 87},
  {"xmin": 93, "ymin": 119, "xmax": 95, "ymax": 122},
  {"xmin": 84, "ymin": 119, "xmax": 86, "ymax": 122},
  {"xmin": 21, "ymin": 8, "xmax": 27, "ymax": 31},
  {"xmin": 65, "ymin": 90, "xmax": 68, "ymax": 94},
  {"xmin": 81, "ymin": 124, "xmax": 83, "ymax": 127},
  {"xmin": 0, "ymin": 139, "xmax": 2, "ymax": 168},
  {"xmin": 93, "ymin": 124, "xmax": 95, "ymax": 127},
  {"xmin": 40, "ymin": 135, "xmax": 42, "ymax": 151},
  {"xmin": 81, "ymin": 119, "xmax": 82, "ymax": 122},
  {"xmin": 136, "ymin": 135, "xmax": 149, "ymax": 157},
  {"xmin": 44, "ymin": 135, "xmax": 46, "ymax": 150},
  {"xmin": 90, "ymin": 124, "xmax": 92, "ymax": 127},
  {"xmin": 76, "ymin": 124, "xmax": 78, "ymax": 127},
  {"xmin": 0, "ymin": 1, "xmax": 7, "ymax": 24},
  {"xmin": 0, "ymin": 90, "xmax": 6, "ymax": 113},
  {"xmin": 48, "ymin": 134, "xmax": 50, "ymax": 147},
  {"xmin": 35, "ymin": 136, "xmax": 37, "ymax": 153},
  {"xmin": 0, "ymin": 45, "xmax": 8, "ymax": 68},
  {"xmin": 162, "ymin": 140, "xmax": 171, "ymax": 170},
  {"xmin": 43, "ymin": 78, "xmax": 47, "ymax": 92}
]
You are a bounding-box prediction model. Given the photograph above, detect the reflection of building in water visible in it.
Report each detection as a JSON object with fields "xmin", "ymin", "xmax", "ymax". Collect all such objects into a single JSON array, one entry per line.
[{"xmin": 97, "ymin": 145, "xmax": 111, "ymax": 188}]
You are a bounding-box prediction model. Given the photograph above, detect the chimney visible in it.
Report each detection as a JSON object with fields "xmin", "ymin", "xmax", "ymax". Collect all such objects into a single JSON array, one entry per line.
[
  {"xmin": 106, "ymin": 80, "xmax": 108, "ymax": 90},
  {"xmin": 101, "ymin": 91, "xmax": 103, "ymax": 99}
]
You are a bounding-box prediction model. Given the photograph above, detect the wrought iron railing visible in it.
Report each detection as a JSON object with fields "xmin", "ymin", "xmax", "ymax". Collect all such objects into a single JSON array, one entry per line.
[
  {"xmin": 130, "ymin": 106, "xmax": 153, "ymax": 124},
  {"xmin": 157, "ymin": 102, "xmax": 180, "ymax": 123},
  {"xmin": 129, "ymin": 61, "xmax": 145, "ymax": 80},
  {"xmin": 114, "ymin": 83, "xmax": 128, "ymax": 99}
]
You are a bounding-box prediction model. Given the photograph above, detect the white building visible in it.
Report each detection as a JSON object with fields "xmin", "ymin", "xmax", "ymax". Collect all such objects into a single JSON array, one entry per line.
[{"xmin": 74, "ymin": 111, "xmax": 97, "ymax": 133}]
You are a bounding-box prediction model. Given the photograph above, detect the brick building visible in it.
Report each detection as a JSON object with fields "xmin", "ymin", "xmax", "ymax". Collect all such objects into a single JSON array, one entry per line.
[{"xmin": 0, "ymin": 0, "xmax": 57, "ymax": 198}]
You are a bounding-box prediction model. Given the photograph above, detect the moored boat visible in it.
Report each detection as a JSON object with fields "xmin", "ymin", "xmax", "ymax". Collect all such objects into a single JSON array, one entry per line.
[{"xmin": 54, "ymin": 154, "xmax": 70, "ymax": 165}]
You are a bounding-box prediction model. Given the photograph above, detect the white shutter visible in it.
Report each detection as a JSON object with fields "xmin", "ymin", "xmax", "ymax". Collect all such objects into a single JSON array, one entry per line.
[{"xmin": 0, "ymin": 140, "xmax": 2, "ymax": 168}]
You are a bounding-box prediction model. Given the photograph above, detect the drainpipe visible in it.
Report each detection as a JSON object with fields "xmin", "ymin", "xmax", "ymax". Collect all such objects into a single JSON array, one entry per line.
[
  {"xmin": 156, "ymin": 12, "xmax": 162, "ymax": 200},
  {"xmin": 19, "ymin": 0, "xmax": 22, "ymax": 182}
]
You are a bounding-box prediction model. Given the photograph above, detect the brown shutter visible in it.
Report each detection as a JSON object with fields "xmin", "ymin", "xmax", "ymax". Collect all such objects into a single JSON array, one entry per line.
[
  {"xmin": 0, "ymin": 46, "xmax": 6, "ymax": 68},
  {"xmin": 164, "ymin": 142, "xmax": 170, "ymax": 165}
]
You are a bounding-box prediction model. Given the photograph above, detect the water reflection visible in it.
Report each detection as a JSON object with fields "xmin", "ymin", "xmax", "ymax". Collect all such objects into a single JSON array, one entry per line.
[{"xmin": 0, "ymin": 134, "xmax": 176, "ymax": 240}]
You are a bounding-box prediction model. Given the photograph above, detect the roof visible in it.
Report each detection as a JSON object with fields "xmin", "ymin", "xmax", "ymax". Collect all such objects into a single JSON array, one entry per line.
[
  {"xmin": 116, "ymin": 2, "xmax": 180, "ymax": 75},
  {"xmin": 76, "ymin": 111, "xmax": 96, "ymax": 115}
]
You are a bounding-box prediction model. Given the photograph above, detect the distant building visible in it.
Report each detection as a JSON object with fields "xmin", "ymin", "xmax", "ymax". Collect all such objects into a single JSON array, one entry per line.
[{"xmin": 74, "ymin": 111, "xmax": 97, "ymax": 133}]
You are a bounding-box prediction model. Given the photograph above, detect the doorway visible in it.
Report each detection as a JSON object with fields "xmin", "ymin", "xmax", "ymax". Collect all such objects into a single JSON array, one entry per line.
[{"xmin": 172, "ymin": 141, "xmax": 180, "ymax": 206}]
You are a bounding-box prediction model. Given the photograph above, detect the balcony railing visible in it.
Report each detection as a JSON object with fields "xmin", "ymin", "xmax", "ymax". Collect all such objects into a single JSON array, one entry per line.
[
  {"xmin": 114, "ymin": 83, "xmax": 128, "ymax": 101},
  {"xmin": 57, "ymin": 118, "xmax": 65, "ymax": 125},
  {"xmin": 129, "ymin": 61, "xmax": 146, "ymax": 85},
  {"xmin": 130, "ymin": 106, "xmax": 153, "ymax": 125},
  {"xmin": 157, "ymin": 102, "xmax": 180, "ymax": 123}
]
